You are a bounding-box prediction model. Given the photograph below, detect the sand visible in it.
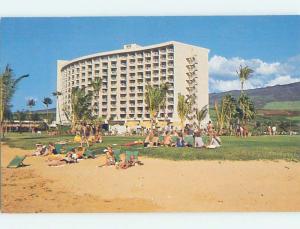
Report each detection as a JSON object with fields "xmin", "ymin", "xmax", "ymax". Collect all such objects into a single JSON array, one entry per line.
[{"xmin": 1, "ymin": 143, "xmax": 300, "ymax": 212}]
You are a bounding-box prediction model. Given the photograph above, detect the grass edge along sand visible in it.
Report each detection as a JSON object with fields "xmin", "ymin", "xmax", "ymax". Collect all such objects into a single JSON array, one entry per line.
[{"xmin": 2, "ymin": 133, "xmax": 300, "ymax": 162}]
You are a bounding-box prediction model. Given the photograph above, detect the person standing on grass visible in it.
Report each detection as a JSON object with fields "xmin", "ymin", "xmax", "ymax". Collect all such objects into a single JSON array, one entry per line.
[
  {"xmin": 207, "ymin": 121, "xmax": 214, "ymax": 141},
  {"xmin": 80, "ymin": 123, "xmax": 90, "ymax": 147},
  {"xmin": 268, "ymin": 126, "xmax": 272, "ymax": 136},
  {"xmin": 272, "ymin": 126, "xmax": 277, "ymax": 135}
]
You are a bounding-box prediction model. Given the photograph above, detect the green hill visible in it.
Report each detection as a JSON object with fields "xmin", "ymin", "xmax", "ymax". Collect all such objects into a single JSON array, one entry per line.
[{"xmin": 209, "ymin": 82, "xmax": 300, "ymax": 108}]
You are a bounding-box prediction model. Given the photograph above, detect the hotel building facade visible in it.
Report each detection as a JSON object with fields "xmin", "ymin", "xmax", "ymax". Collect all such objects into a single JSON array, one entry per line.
[{"xmin": 57, "ymin": 41, "xmax": 209, "ymax": 127}]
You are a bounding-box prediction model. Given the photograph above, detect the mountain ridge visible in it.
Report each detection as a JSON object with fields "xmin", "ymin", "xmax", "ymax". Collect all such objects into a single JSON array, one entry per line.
[{"xmin": 209, "ymin": 81, "xmax": 300, "ymax": 108}]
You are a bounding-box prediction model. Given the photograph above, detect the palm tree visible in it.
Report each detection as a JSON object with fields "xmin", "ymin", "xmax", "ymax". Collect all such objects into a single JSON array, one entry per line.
[
  {"xmin": 237, "ymin": 93, "xmax": 255, "ymax": 125},
  {"xmin": 223, "ymin": 95, "xmax": 237, "ymax": 134},
  {"xmin": 70, "ymin": 87, "xmax": 92, "ymax": 129},
  {"xmin": 144, "ymin": 84, "xmax": 166, "ymax": 129},
  {"xmin": 0, "ymin": 65, "xmax": 29, "ymax": 137},
  {"xmin": 42, "ymin": 97, "xmax": 53, "ymax": 124},
  {"xmin": 91, "ymin": 77, "xmax": 102, "ymax": 116},
  {"xmin": 52, "ymin": 91, "xmax": 62, "ymax": 125},
  {"xmin": 15, "ymin": 110, "xmax": 26, "ymax": 133},
  {"xmin": 195, "ymin": 105, "xmax": 208, "ymax": 129},
  {"xmin": 159, "ymin": 82, "xmax": 170, "ymax": 122},
  {"xmin": 214, "ymin": 94, "xmax": 237, "ymax": 134},
  {"xmin": 236, "ymin": 65, "xmax": 254, "ymax": 93},
  {"xmin": 26, "ymin": 98, "xmax": 36, "ymax": 121},
  {"xmin": 177, "ymin": 93, "xmax": 190, "ymax": 131}
]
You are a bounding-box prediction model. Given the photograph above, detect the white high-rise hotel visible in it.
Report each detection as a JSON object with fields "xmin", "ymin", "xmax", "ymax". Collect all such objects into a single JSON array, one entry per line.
[{"xmin": 57, "ymin": 41, "xmax": 209, "ymax": 127}]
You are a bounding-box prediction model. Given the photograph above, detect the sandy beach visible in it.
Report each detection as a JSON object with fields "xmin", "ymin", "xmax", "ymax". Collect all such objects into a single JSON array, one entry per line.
[{"xmin": 1, "ymin": 143, "xmax": 300, "ymax": 212}]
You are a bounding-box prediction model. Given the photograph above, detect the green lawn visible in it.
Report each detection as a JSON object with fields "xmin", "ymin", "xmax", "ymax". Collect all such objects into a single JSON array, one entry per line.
[
  {"xmin": 263, "ymin": 101, "xmax": 300, "ymax": 111},
  {"xmin": 3, "ymin": 133, "xmax": 300, "ymax": 162}
]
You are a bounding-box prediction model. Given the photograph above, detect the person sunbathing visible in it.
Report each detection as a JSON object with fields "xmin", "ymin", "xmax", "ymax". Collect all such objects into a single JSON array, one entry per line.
[
  {"xmin": 144, "ymin": 131, "xmax": 153, "ymax": 147},
  {"xmin": 27, "ymin": 143, "xmax": 47, "ymax": 156},
  {"xmin": 94, "ymin": 133, "xmax": 103, "ymax": 143},
  {"xmin": 74, "ymin": 133, "xmax": 82, "ymax": 143},
  {"xmin": 176, "ymin": 133, "xmax": 185, "ymax": 147},
  {"xmin": 163, "ymin": 131, "xmax": 172, "ymax": 146},
  {"xmin": 48, "ymin": 142, "xmax": 58, "ymax": 155},
  {"xmin": 194, "ymin": 130, "xmax": 205, "ymax": 148},
  {"xmin": 105, "ymin": 145, "xmax": 115, "ymax": 166},
  {"xmin": 206, "ymin": 132, "xmax": 222, "ymax": 149},
  {"xmin": 118, "ymin": 154, "xmax": 135, "ymax": 169},
  {"xmin": 48, "ymin": 153, "xmax": 77, "ymax": 166}
]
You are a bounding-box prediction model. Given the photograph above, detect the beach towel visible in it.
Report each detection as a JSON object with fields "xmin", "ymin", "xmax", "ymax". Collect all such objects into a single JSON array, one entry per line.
[{"xmin": 7, "ymin": 155, "xmax": 26, "ymax": 168}]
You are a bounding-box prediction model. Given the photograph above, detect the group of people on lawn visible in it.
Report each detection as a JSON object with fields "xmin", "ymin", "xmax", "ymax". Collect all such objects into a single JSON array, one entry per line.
[
  {"xmin": 73, "ymin": 122, "xmax": 103, "ymax": 147},
  {"xmin": 143, "ymin": 121, "xmax": 222, "ymax": 149},
  {"xmin": 27, "ymin": 120, "xmax": 221, "ymax": 167}
]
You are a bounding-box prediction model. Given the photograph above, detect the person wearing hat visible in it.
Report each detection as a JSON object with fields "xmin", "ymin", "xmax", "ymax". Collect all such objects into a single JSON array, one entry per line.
[{"xmin": 105, "ymin": 145, "xmax": 115, "ymax": 166}]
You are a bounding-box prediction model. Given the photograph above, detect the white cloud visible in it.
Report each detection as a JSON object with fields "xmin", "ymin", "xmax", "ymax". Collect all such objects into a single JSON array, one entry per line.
[
  {"xmin": 209, "ymin": 54, "xmax": 300, "ymax": 92},
  {"xmin": 209, "ymin": 55, "xmax": 283, "ymax": 78},
  {"xmin": 266, "ymin": 75, "xmax": 300, "ymax": 87},
  {"xmin": 210, "ymin": 78, "xmax": 264, "ymax": 92}
]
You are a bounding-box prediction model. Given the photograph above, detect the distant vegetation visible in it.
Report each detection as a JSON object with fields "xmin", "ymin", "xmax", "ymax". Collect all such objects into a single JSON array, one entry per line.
[
  {"xmin": 263, "ymin": 101, "xmax": 300, "ymax": 111},
  {"xmin": 209, "ymin": 81, "xmax": 300, "ymax": 133}
]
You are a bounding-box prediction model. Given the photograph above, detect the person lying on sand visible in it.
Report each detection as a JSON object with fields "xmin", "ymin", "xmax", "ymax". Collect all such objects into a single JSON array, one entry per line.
[
  {"xmin": 48, "ymin": 142, "xmax": 58, "ymax": 155},
  {"xmin": 48, "ymin": 154, "xmax": 77, "ymax": 166},
  {"xmin": 27, "ymin": 143, "xmax": 47, "ymax": 156},
  {"xmin": 118, "ymin": 154, "xmax": 135, "ymax": 169}
]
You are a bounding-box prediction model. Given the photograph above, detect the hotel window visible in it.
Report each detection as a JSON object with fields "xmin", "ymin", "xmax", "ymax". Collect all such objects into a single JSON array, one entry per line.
[
  {"xmin": 110, "ymin": 55, "xmax": 117, "ymax": 60},
  {"xmin": 152, "ymin": 50, "xmax": 159, "ymax": 56},
  {"xmin": 111, "ymin": 61, "xmax": 117, "ymax": 67},
  {"xmin": 160, "ymin": 48, "xmax": 166, "ymax": 53},
  {"xmin": 167, "ymin": 47, "xmax": 174, "ymax": 52},
  {"xmin": 120, "ymin": 53, "xmax": 127, "ymax": 57}
]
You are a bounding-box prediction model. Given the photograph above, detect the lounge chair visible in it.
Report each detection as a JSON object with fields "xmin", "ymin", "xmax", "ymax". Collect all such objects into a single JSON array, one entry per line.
[
  {"xmin": 7, "ymin": 155, "xmax": 26, "ymax": 168},
  {"xmin": 83, "ymin": 150, "xmax": 96, "ymax": 159},
  {"xmin": 114, "ymin": 149, "xmax": 122, "ymax": 163},
  {"xmin": 55, "ymin": 144, "xmax": 63, "ymax": 154},
  {"xmin": 125, "ymin": 151, "xmax": 143, "ymax": 165},
  {"xmin": 125, "ymin": 151, "xmax": 132, "ymax": 163},
  {"xmin": 64, "ymin": 146, "xmax": 77, "ymax": 153}
]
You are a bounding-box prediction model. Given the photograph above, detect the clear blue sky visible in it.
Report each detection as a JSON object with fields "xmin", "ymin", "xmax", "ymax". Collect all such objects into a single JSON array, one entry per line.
[{"xmin": 0, "ymin": 16, "xmax": 299, "ymax": 111}]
